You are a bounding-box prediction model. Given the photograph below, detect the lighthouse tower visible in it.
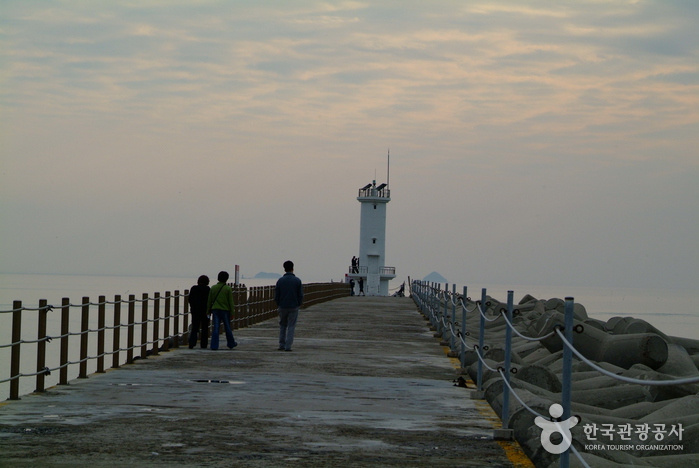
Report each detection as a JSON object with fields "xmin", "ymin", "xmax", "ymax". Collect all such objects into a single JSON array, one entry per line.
[{"xmin": 349, "ymin": 180, "xmax": 396, "ymax": 295}]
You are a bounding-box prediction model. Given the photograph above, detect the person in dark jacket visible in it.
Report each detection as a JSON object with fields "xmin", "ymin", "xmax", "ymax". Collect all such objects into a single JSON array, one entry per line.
[
  {"xmin": 188, "ymin": 275, "xmax": 210, "ymax": 349},
  {"xmin": 274, "ymin": 260, "xmax": 303, "ymax": 352}
]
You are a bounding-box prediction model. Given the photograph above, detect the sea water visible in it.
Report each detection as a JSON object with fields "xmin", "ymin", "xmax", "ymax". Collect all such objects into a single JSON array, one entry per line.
[
  {"xmin": 0, "ymin": 273, "xmax": 283, "ymax": 399},
  {"xmin": 460, "ymin": 282, "xmax": 698, "ymax": 340},
  {"xmin": 1, "ymin": 274, "xmax": 697, "ymax": 399}
]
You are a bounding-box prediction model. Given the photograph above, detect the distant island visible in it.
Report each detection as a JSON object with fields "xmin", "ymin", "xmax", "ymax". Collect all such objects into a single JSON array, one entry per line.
[{"xmin": 423, "ymin": 271, "xmax": 447, "ymax": 283}]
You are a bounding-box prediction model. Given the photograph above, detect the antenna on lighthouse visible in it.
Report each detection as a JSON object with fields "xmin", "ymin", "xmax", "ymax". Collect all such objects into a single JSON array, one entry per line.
[{"xmin": 387, "ymin": 148, "xmax": 390, "ymax": 189}]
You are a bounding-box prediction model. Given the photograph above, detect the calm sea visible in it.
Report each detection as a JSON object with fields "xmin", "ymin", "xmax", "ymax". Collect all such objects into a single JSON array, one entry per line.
[
  {"xmin": 0, "ymin": 273, "xmax": 282, "ymax": 399},
  {"xmin": 463, "ymin": 282, "xmax": 698, "ymax": 340},
  {"xmin": 1, "ymin": 274, "xmax": 697, "ymax": 399}
]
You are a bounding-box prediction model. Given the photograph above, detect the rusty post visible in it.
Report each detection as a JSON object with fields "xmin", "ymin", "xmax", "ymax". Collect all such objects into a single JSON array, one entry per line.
[
  {"xmin": 239, "ymin": 285, "xmax": 245, "ymax": 329},
  {"xmin": 140, "ymin": 293, "xmax": 148, "ymax": 359},
  {"xmin": 255, "ymin": 286, "xmax": 261, "ymax": 325},
  {"xmin": 163, "ymin": 291, "xmax": 171, "ymax": 352},
  {"xmin": 232, "ymin": 286, "xmax": 241, "ymax": 330},
  {"xmin": 255, "ymin": 286, "xmax": 260, "ymax": 325},
  {"xmin": 235, "ymin": 284, "xmax": 243, "ymax": 329},
  {"xmin": 183, "ymin": 290, "xmax": 190, "ymax": 343},
  {"xmin": 261, "ymin": 286, "xmax": 266, "ymax": 323},
  {"xmin": 112, "ymin": 295, "xmax": 121, "ymax": 369},
  {"xmin": 173, "ymin": 290, "xmax": 180, "ymax": 348},
  {"xmin": 97, "ymin": 295, "xmax": 106, "ymax": 373},
  {"xmin": 127, "ymin": 294, "xmax": 135, "ymax": 364},
  {"xmin": 59, "ymin": 297, "xmax": 70, "ymax": 385},
  {"xmin": 247, "ymin": 286, "xmax": 253, "ymax": 328},
  {"xmin": 35, "ymin": 299, "xmax": 48, "ymax": 393},
  {"xmin": 9, "ymin": 300, "xmax": 22, "ymax": 400},
  {"xmin": 267, "ymin": 286, "xmax": 273, "ymax": 322},
  {"xmin": 79, "ymin": 297, "xmax": 89, "ymax": 379},
  {"xmin": 152, "ymin": 292, "xmax": 160, "ymax": 355},
  {"xmin": 245, "ymin": 284, "xmax": 250, "ymax": 329},
  {"xmin": 242, "ymin": 287, "xmax": 249, "ymax": 329}
]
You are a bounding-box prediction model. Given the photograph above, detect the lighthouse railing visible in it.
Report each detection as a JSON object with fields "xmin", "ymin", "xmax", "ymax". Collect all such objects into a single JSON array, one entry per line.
[
  {"xmin": 347, "ymin": 266, "xmax": 395, "ymax": 276},
  {"xmin": 357, "ymin": 187, "xmax": 390, "ymax": 198}
]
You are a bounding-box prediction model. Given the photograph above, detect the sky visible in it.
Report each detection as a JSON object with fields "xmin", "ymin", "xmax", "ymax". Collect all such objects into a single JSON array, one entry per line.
[{"xmin": 1, "ymin": 0, "xmax": 697, "ymax": 290}]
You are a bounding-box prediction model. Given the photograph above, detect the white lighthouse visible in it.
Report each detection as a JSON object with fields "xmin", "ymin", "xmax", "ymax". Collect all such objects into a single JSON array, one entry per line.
[{"xmin": 349, "ymin": 179, "xmax": 396, "ymax": 295}]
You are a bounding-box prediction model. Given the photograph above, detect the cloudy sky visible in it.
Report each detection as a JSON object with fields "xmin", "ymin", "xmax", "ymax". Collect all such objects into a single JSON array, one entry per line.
[{"xmin": 1, "ymin": 0, "xmax": 697, "ymax": 290}]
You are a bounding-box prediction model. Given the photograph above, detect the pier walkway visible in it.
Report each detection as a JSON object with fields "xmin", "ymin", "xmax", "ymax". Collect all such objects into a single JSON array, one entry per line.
[{"xmin": 0, "ymin": 296, "xmax": 530, "ymax": 467}]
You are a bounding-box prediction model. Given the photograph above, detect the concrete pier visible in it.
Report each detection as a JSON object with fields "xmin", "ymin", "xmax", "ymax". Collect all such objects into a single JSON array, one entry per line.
[{"xmin": 0, "ymin": 297, "xmax": 531, "ymax": 467}]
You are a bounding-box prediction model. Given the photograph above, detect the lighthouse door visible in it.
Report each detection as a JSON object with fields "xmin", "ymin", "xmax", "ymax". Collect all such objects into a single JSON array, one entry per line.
[{"xmin": 367, "ymin": 255, "xmax": 380, "ymax": 295}]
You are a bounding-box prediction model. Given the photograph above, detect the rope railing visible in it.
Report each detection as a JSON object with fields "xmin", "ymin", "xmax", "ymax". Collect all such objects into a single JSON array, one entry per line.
[
  {"xmin": 0, "ymin": 293, "xmax": 193, "ymax": 314},
  {"xmin": 1, "ymin": 281, "xmax": 349, "ymax": 400},
  {"xmin": 473, "ymin": 344, "xmax": 499, "ymax": 373},
  {"xmin": 495, "ymin": 365, "xmax": 592, "ymax": 468},
  {"xmin": 411, "ymin": 279, "xmax": 695, "ymax": 468},
  {"xmin": 501, "ymin": 311, "xmax": 555, "ymax": 342}
]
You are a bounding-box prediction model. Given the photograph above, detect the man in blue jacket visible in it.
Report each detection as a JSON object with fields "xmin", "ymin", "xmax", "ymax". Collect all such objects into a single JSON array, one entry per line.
[{"xmin": 274, "ymin": 260, "xmax": 303, "ymax": 352}]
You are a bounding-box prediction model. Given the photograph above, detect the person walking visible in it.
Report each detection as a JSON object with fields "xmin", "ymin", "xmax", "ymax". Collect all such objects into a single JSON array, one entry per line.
[
  {"xmin": 274, "ymin": 260, "xmax": 303, "ymax": 352},
  {"xmin": 188, "ymin": 275, "xmax": 211, "ymax": 349},
  {"xmin": 358, "ymin": 277, "xmax": 365, "ymax": 296},
  {"xmin": 208, "ymin": 271, "xmax": 237, "ymax": 350}
]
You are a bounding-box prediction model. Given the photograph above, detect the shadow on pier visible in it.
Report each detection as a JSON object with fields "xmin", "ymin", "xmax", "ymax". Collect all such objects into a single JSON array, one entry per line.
[{"xmin": 0, "ymin": 296, "xmax": 530, "ymax": 467}]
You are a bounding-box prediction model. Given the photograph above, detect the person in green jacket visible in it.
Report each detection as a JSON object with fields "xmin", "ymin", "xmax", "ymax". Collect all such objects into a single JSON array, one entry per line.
[{"xmin": 208, "ymin": 271, "xmax": 237, "ymax": 350}]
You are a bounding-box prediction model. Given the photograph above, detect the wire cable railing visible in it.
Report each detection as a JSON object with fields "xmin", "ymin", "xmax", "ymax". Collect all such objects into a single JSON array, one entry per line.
[
  {"xmin": 1, "ymin": 281, "xmax": 350, "ymax": 400},
  {"xmin": 411, "ymin": 279, "xmax": 696, "ymax": 468}
]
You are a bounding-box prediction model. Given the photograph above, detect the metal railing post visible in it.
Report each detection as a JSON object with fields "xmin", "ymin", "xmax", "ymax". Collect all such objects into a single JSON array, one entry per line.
[
  {"xmin": 435, "ymin": 283, "xmax": 441, "ymax": 335},
  {"xmin": 561, "ymin": 297, "xmax": 575, "ymax": 468},
  {"xmin": 97, "ymin": 296, "xmax": 106, "ymax": 373},
  {"xmin": 428, "ymin": 283, "xmax": 433, "ymax": 323},
  {"xmin": 425, "ymin": 282, "xmax": 430, "ymax": 317},
  {"xmin": 140, "ymin": 294, "xmax": 149, "ymax": 359},
  {"xmin": 9, "ymin": 300, "xmax": 22, "ymax": 400},
  {"xmin": 476, "ymin": 288, "xmax": 487, "ymax": 394},
  {"xmin": 232, "ymin": 286, "xmax": 240, "ymax": 330},
  {"xmin": 502, "ymin": 291, "xmax": 514, "ymax": 429},
  {"xmin": 173, "ymin": 290, "xmax": 180, "ymax": 348},
  {"xmin": 36, "ymin": 299, "xmax": 48, "ymax": 393},
  {"xmin": 163, "ymin": 291, "xmax": 171, "ymax": 352},
  {"xmin": 59, "ymin": 298, "xmax": 70, "ymax": 385},
  {"xmin": 183, "ymin": 290, "xmax": 190, "ymax": 339},
  {"xmin": 450, "ymin": 283, "xmax": 456, "ymax": 352},
  {"xmin": 443, "ymin": 282, "xmax": 449, "ymax": 340},
  {"xmin": 127, "ymin": 295, "xmax": 135, "ymax": 364},
  {"xmin": 152, "ymin": 292, "xmax": 160, "ymax": 355},
  {"xmin": 461, "ymin": 286, "xmax": 467, "ymax": 369},
  {"xmin": 112, "ymin": 295, "xmax": 121, "ymax": 369},
  {"xmin": 78, "ymin": 297, "xmax": 89, "ymax": 379}
]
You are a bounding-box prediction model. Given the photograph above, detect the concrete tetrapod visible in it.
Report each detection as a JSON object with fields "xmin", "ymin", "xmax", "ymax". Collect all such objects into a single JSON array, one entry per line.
[
  {"xmin": 534, "ymin": 310, "xmax": 669, "ymax": 370},
  {"xmin": 425, "ymin": 290, "xmax": 698, "ymax": 466}
]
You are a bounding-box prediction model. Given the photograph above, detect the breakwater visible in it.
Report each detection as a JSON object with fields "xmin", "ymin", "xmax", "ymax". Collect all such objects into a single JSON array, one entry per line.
[
  {"xmin": 1, "ymin": 281, "xmax": 349, "ymax": 400},
  {"xmin": 411, "ymin": 280, "xmax": 699, "ymax": 468}
]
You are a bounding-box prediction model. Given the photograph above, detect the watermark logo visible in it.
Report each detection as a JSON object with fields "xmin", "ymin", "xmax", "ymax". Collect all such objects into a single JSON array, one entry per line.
[
  {"xmin": 534, "ymin": 404, "xmax": 580, "ymax": 454},
  {"xmin": 534, "ymin": 405, "xmax": 685, "ymax": 454},
  {"xmin": 582, "ymin": 422, "xmax": 684, "ymax": 452}
]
